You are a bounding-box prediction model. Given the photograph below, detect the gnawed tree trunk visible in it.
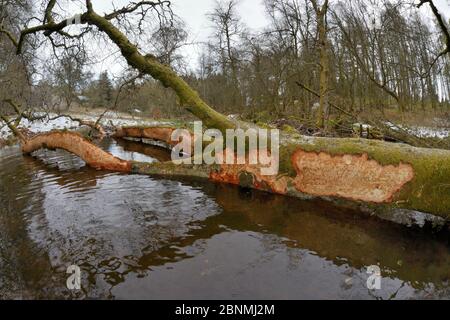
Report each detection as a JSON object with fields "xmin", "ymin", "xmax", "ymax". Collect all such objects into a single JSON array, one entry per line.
[
  {"xmin": 114, "ymin": 126, "xmax": 194, "ymax": 152},
  {"xmin": 21, "ymin": 131, "xmax": 131, "ymax": 172},
  {"xmin": 11, "ymin": 122, "xmax": 449, "ymax": 223},
  {"xmin": 119, "ymin": 125, "xmax": 450, "ymax": 221}
]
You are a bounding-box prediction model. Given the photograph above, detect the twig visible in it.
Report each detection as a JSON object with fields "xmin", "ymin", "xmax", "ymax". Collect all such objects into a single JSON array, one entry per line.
[{"xmin": 295, "ymin": 81, "xmax": 356, "ymax": 118}]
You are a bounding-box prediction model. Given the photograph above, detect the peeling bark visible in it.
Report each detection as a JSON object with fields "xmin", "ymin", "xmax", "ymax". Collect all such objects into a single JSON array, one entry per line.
[
  {"xmin": 275, "ymin": 135, "xmax": 450, "ymax": 218},
  {"xmin": 114, "ymin": 126, "xmax": 194, "ymax": 152}
]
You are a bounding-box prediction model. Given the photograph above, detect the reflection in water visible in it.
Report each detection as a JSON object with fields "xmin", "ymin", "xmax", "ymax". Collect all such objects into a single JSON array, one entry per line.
[
  {"xmin": 114, "ymin": 138, "xmax": 172, "ymax": 163},
  {"xmin": 0, "ymin": 138, "xmax": 449, "ymax": 299}
]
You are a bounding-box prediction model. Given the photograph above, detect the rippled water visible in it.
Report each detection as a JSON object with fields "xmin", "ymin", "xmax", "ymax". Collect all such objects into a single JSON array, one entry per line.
[{"xmin": 0, "ymin": 138, "xmax": 449, "ymax": 299}]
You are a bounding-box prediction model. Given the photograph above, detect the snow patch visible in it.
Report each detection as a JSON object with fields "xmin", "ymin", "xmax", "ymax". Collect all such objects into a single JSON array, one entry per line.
[
  {"xmin": 0, "ymin": 112, "xmax": 174, "ymax": 140},
  {"xmin": 385, "ymin": 121, "xmax": 449, "ymax": 139}
]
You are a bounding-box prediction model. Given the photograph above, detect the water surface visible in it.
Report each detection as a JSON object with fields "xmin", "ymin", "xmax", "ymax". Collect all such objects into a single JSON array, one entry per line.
[{"xmin": 0, "ymin": 138, "xmax": 449, "ymax": 299}]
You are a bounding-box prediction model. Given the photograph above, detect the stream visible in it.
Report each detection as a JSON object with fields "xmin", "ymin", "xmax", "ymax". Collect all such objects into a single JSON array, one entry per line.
[{"xmin": 0, "ymin": 138, "xmax": 449, "ymax": 299}]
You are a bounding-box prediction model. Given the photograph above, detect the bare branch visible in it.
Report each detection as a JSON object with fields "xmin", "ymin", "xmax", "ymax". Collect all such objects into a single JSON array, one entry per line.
[
  {"xmin": 104, "ymin": 0, "xmax": 171, "ymax": 20},
  {"xmin": 417, "ymin": 0, "xmax": 450, "ymax": 62}
]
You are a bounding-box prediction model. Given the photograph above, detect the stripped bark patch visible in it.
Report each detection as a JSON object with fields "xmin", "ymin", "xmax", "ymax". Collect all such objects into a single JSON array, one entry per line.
[
  {"xmin": 291, "ymin": 149, "xmax": 414, "ymax": 203},
  {"xmin": 209, "ymin": 148, "xmax": 289, "ymax": 194},
  {"xmin": 22, "ymin": 131, "xmax": 131, "ymax": 172},
  {"xmin": 114, "ymin": 127, "xmax": 193, "ymax": 149}
]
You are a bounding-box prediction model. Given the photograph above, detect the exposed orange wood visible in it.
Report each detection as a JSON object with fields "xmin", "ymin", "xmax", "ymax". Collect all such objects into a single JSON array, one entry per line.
[
  {"xmin": 21, "ymin": 131, "xmax": 131, "ymax": 172},
  {"xmin": 291, "ymin": 149, "xmax": 414, "ymax": 203}
]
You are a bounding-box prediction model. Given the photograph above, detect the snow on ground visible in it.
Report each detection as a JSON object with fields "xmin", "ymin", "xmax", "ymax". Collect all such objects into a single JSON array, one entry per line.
[
  {"xmin": 1, "ymin": 112, "xmax": 449, "ymax": 141},
  {"xmin": 407, "ymin": 126, "xmax": 449, "ymax": 139},
  {"xmin": 0, "ymin": 111, "xmax": 174, "ymax": 140},
  {"xmin": 384, "ymin": 121, "xmax": 449, "ymax": 139},
  {"xmin": 1, "ymin": 113, "xmax": 79, "ymax": 139}
]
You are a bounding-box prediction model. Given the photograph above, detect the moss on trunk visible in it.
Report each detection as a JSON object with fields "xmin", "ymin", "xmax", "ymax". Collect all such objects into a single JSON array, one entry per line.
[
  {"xmin": 84, "ymin": 11, "xmax": 236, "ymax": 134},
  {"xmin": 276, "ymin": 135, "xmax": 450, "ymax": 218},
  {"xmin": 123, "ymin": 125, "xmax": 450, "ymax": 220}
]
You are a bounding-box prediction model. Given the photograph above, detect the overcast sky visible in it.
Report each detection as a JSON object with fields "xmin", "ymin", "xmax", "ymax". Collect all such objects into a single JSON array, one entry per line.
[
  {"xmin": 171, "ymin": 0, "xmax": 450, "ymax": 39},
  {"xmin": 88, "ymin": 0, "xmax": 271, "ymax": 75},
  {"xmin": 87, "ymin": 0, "xmax": 450, "ymax": 76}
]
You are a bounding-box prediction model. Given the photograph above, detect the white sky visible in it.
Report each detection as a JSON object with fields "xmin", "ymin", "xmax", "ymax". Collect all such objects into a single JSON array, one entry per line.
[
  {"xmin": 172, "ymin": 0, "xmax": 269, "ymax": 39},
  {"xmin": 85, "ymin": 0, "xmax": 450, "ymax": 77},
  {"xmin": 171, "ymin": 0, "xmax": 268, "ymax": 67},
  {"xmin": 172, "ymin": 0, "xmax": 449, "ymax": 42},
  {"xmin": 86, "ymin": 0, "xmax": 269, "ymax": 76}
]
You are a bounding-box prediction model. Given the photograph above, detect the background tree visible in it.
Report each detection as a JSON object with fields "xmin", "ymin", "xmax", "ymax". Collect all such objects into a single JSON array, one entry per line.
[
  {"xmin": 207, "ymin": 0, "xmax": 245, "ymax": 111},
  {"xmin": 85, "ymin": 71, "xmax": 113, "ymax": 109},
  {"xmin": 52, "ymin": 50, "xmax": 90, "ymax": 110},
  {"xmin": 311, "ymin": 0, "xmax": 330, "ymax": 128},
  {"xmin": 0, "ymin": 0, "xmax": 33, "ymax": 114},
  {"xmin": 0, "ymin": 0, "xmax": 448, "ymax": 132},
  {"xmin": 150, "ymin": 17, "xmax": 188, "ymax": 70}
]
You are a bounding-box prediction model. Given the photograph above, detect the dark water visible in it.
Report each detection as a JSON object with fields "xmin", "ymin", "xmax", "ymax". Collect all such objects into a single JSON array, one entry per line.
[{"xmin": 0, "ymin": 138, "xmax": 449, "ymax": 300}]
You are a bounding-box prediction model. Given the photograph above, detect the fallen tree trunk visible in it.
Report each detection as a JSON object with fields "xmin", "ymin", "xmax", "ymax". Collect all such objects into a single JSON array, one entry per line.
[
  {"xmin": 107, "ymin": 125, "xmax": 450, "ymax": 221},
  {"xmin": 114, "ymin": 126, "xmax": 194, "ymax": 151},
  {"xmin": 3, "ymin": 123, "xmax": 450, "ymax": 223},
  {"xmin": 275, "ymin": 136, "xmax": 450, "ymax": 220}
]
